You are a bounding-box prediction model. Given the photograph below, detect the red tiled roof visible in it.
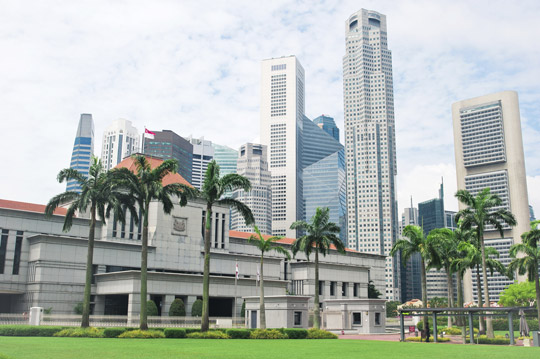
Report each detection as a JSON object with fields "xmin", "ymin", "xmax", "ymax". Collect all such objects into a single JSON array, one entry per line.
[
  {"xmin": 114, "ymin": 155, "xmax": 193, "ymax": 188},
  {"xmin": 0, "ymin": 199, "xmax": 68, "ymax": 216},
  {"xmin": 229, "ymin": 230, "xmax": 357, "ymax": 252}
]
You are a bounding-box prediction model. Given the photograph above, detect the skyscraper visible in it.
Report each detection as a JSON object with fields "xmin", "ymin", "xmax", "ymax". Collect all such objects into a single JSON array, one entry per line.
[
  {"xmin": 231, "ymin": 143, "xmax": 272, "ymax": 235},
  {"xmin": 212, "ymin": 144, "xmax": 238, "ymax": 177},
  {"xmin": 313, "ymin": 115, "xmax": 340, "ymax": 141},
  {"xmin": 399, "ymin": 204, "xmax": 422, "ymax": 302},
  {"xmin": 452, "ymin": 90, "xmax": 530, "ymax": 302},
  {"xmin": 187, "ymin": 136, "xmax": 214, "ymax": 190},
  {"xmin": 101, "ymin": 119, "xmax": 140, "ymax": 170},
  {"xmin": 143, "ymin": 130, "xmax": 193, "ymax": 184},
  {"xmin": 67, "ymin": 114, "xmax": 94, "ymax": 192},
  {"xmin": 343, "ymin": 9, "xmax": 399, "ymax": 300},
  {"xmin": 260, "ymin": 56, "xmax": 305, "ymax": 238}
]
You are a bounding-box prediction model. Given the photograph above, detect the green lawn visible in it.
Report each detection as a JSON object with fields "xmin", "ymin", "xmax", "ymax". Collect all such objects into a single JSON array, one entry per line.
[{"xmin": 1, "ymin": 337, "xmax": 539, "ymax": 359}]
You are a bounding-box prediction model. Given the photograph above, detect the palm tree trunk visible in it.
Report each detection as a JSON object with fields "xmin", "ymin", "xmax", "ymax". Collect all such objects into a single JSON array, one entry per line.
[
  {"xmin": 446, "ymin": 268, "xmax": 454, "ymax": 328},
  {"xmin": 476, "ymin": 264, "xmax": 485, "ymax": 333},
  {"xmin": 259, "ymin": 254, "xmax": 265, "ymax": 329},
  {"xmin": 535, "ymin": 265, "xmax": 540, "ymax": 328},
  {"xmin": 421, "ymin": 257, "xmax": 428, "ymax": 341},
  {"xmin": 201, "ymin": 205, "xmax": 212, "ymax": 332},
  {"xmin": 81, "ymin": 204, "xmax": 96, "ymax": 328},
  {"xmin": 314, "ymin": 249, "xmax": 320, "ymax": 329},
  {"xmin": 140, "ymin": 201, "xmax": 149, "ymax": 330},
  {"xmin": 457, "ymin": 271, "xmax": 466, "ymax": 343},
  {"xmin": 479, "ymin": 230, "xmax": 494, "ymax": 338}
]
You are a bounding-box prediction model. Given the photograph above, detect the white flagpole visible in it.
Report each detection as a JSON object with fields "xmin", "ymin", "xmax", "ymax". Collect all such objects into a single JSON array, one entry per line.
[{"xmin": 234, "ymin": 260, "xmax": 238, "ymax": 325}]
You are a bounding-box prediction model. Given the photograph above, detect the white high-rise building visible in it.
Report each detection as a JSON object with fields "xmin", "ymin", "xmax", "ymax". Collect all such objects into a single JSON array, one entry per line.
[
  {"xmin": 187, "ymin": 136, "xmax": 214, "ymax": 190},
  {"xmin": 260, "ymin": 56, "xmax": 305, "ymax": 238},
  {"xmin": 452, "ymin": 90, "xmax": 530, "ymax": 303},
  {"xmin": 231, "ymin": 143, "xmax": 272, "ymax": 235},
  {"xmin": 343, "ymin": 9, "xmax": 400, "ymax": 300},
  {"xmin": 101, "ymin": 119, "xmax": 140, "ymax": 170}
]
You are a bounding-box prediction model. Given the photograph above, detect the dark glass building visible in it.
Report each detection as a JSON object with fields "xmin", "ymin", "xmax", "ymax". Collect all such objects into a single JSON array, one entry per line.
[
  {"xmin": 313, "ymin": 115, "xmax": 340, "ymax": 142},
  {"xmin": 143, "ymin": 130, "xmax": 193, "ymax": 184},
  {"xmin": 67, "ymin": 114, "xmax": 94, "ymax": 193}
]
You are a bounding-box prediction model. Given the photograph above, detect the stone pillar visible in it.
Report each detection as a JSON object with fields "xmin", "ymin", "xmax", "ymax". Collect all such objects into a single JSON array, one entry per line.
[
  {"xmin": 93, "ymin": 295, "xmax": 105, "ymax": 315},
  {"xmin": 186, "ymin": 295, "xmax": 198, "ymax": 316},
  {"xmin": 163, "ymin": 295, "xmax": 176, "ymax": 317},
  {"xmin": 127, "ymin": 293, "xmax": 141, "ymax": 326}
]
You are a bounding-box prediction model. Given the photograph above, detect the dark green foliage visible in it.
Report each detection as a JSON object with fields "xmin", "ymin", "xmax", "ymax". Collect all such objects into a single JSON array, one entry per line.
[
  {"xmin": 168, "ymin": 298, "xmax": 186, "ymax": 317},
  {"xmin": 241, "ymin": 301, "xmax": 245, "ymax": 318},
  {"xmin": 283, "ymin": 328, "xmax": 308, "ymax": 339},
  {"xmin": 368, "ymin": 280, "xmax": 382, "ymax": 299},
  {"xmin": 428, "ymin": 297, "xmax": 448, "ymax": 308},
  {"xmin": 103, "ymin": 328, "xmax": 127, "ymax": 338},
  {"xmin": 191, "ymin": 299, "xmax": 203, "ymax": 317},
  {"xmin": 184, "ymin": 328, "xmax": 202, "ymax": 334},
  {"xmin": 405, "ymin": 336, "xmax": 450, "ymax": 342},
  {"xmin": 164, "ymin": 328, "xmax": 186, "ymax": 338},
  {"xmin": 187, "ymin": 331, "xmax": 230, "ymax": 339},
  {"xmin": 0, "ymin": 325, "xmax": 64, "ymax": 337},
  {"xmin": 386, "ymin": 301, "xmax": 400, "ymax": 317},
  {"xmin": 476, "ymin": 335, "xmax": 510, "ymax": 345},
  {"xmin": 250, "ymin": 329, "xmax": 288, "ymax": 339},
  {"xmin": 74, "ymin": 303, "xmax": 83, "ymax": 315},
  {"xmin": 226, "ymin": 329, "xmax": 251, "ymax": 339},
  {"xmin": 146, "ymin": 300, "xmax": 158, "ymax": 316}
]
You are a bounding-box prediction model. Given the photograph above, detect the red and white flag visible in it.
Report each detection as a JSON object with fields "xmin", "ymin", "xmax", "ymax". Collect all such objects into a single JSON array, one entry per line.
[
  {"xmin": 144, "ymin": 128, "xmax": 155, "ymax": 139},
  {"xmin": 235, "ymin": 262, "xmax": 239, "ymax": 280}
]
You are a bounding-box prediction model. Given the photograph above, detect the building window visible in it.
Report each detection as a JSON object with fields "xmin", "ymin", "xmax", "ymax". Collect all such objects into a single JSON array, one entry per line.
[
  {"xmin": 319, "ymin": 281, "xmax": 324, "ymax": 296},
  {"xmin": 375, "ymin": 312, "xmax": 381, "ymax": 325},
  {"xmin": 353, "ymin": 312, "xmax": 362, "ymax": 325},
  {"xmin": 294, "ymin": 311, "xmax": 302, "ymax": 326},
  {"xmin": 330, "ymin": 282, "xmax": 336, "ymax": 296},
  {"xmin": 342, "ymin": 282, "xmax": 348, "ymax": 297},
  {"xmin": 0, "ymin": 229, "xmax": 8, "ymax": 274},
  {"xmin": 12, "ymin": 231, "xmax": 23, "ymax": 275},
  {"xmin": 353, "ymin": 283, "xmax": 359, "ymax": 297}
]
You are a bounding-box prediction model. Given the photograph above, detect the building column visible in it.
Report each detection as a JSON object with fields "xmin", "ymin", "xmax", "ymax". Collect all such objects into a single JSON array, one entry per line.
[
  {"xmin": 162, "ymin": 295, "xmax": 176, "ymax": 317},
  {"xmin": 186, "ymin": 295, "xmax": 198, "ymax": 316},
  {"xmin": 93, "ymin": 295, "xmax": 105, "ymax": 315},
  {"xmin": 127, "ymin": 293, "xmax": 140, "ymax": 326}
]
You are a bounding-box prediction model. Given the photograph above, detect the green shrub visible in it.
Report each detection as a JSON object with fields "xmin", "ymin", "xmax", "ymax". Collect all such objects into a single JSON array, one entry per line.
[
  {"xmin": 0, "ymin": 325, "xmax": 64, "ymax": 337},
  {"xmin": 476, "ymin": 335, "xmax": 510, "ymax": 345},
  {"xmin": 147, "ymin": 300, "xmax": 158, "ymax": 316},
  {"xmin": 405, "ymin": 336, "xmax": 450, "ymax": 342},
  {"xmin": 169, "ymin": 298, "xmax": 186, "ymax": 317},
  {"xmin": 164, "ymin": 328, "xmax": 186, "ymax": 338},
  {"xmin": 54, "ymin": 327, "xmax": 104, "ymax": 338},
  {"xmin": 74, "ymin": 302, "xmax": 83, "ymax": 315},
  {"xmin": 103, "ymin": 327, "xmax": 127, "ymax": 338},
  {"xmin": 241, "ymin": 301, "xmax": 245, "ymax": 318},
  {"xmin": 226, "ymin": 328, "xmax": 251, "ymax": 339},
  {"xmin": 250, "ymin": 329, "xmax": 288, "ymax": 339},
  {"xmin": 191, "ymin": 299, "xmax": 203, "ymax": 317},
  {"xmin": 187, "ymin": 331, "xmax": 230, "ymax": 339},
  {"xmin": 184, "ymin": 328, "xmax": 201, "ymax": 334},
  {"xmin": 118, "ymin": 330, "xmax": 165, "ymax": 339},
  {"xmin": 306, "ymin": 328, "xmax": 338, "ymax": 339},
  {"xmin": 439, "ymin": 326, "xmax": 462, "ymax": 335},
  {"xmin": 283, "ymin": 328, "xmax": 308, "ymax": 339}
]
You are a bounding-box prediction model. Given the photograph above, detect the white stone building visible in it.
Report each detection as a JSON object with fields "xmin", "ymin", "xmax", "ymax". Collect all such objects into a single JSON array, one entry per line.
[{"xmin": 101, "ymin": 119, "xmax": 140, "ymax": 170}]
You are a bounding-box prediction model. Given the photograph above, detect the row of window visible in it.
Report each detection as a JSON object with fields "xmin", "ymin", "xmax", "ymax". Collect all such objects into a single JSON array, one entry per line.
[{"xmin": 0, "ymin": 229, "xmax": 23, "ymax": 275}]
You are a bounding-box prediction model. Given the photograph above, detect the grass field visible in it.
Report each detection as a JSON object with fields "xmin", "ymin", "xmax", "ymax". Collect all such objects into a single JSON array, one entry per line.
[{"xmin": 1, "ymin": 337, "xmax": 539, "ymax": 359}]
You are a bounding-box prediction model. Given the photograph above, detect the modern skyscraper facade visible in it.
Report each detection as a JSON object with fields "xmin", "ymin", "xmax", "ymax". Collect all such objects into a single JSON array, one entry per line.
[
  {"xmin": 302, "ymin": 116, "xmax": 347, "ymax": 244},
  {"xmin": 452, "ymin": 90, "xmax": 530, "ymax": 303},
  {"xmin": 260, "ymin": 56, "xmax": 305, "ymax": 238},
  {"xmin": 399, "ymin": 205, "xmax": 422, "ymax": 302},
  {"xmin": 101, "ymin": 119, "xmax": 139, "ymax": 170},
  {"xmin": 67, "ymin": 114, "xmax": 94, "ymax": 193},
  {"xmin": 142, "ymin": 130, "xmax": 193, "ymax": 184},
  {"xmin": 343, "ymin": 9, "xmax": 400, "ymax": 300},
  {"xmin": 187, "ymin": 136, "xmax": 214, "ymax": 190},
  {"xmin": 212, "ymin": 144, "xmax": 238, "ymax": 177},
  {"xmin": 231, "ymin": 143, "xmax": 272, "ymax": 235},
  {"xmin": 313, "ymin": 115, "xmax": 340, "ymax": 142}
]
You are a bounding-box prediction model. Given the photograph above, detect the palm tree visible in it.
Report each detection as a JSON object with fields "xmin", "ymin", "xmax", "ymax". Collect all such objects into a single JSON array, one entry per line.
[
  {"xmin": 508, "ymin": 220, "xmax": 540, "ymax": 326},
  {"xmin": 390, "ymin": 225, "xmax": 440, "ymax": 339},
  {"xmin": 290, "ymin": 207, "xmax": 345, "ymax": 329},
  {"xmin": 113, "ymin": 155, "xmax": 195, "ymax": 330},
  {"xmin": 45, "ymin": 157, "xmax": 135, "ymax": 328},
  {"xmin": 248, "ymin": 226, "xmax": 291, "ymax": 329},
  {"xmin": 455, "ymin": 188, "xmax": 516, "ymax": 338},
  {"xmin": 193, "ymin": 160, "xmax": 254, "ymax": 332}
]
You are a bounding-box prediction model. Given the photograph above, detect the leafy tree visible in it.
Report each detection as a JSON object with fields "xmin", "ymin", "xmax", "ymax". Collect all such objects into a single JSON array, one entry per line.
[
  {"xmin": 191, "ymin": 299, "xmax": 203, "ymax": 317},
  {"xmin": 290, "ymin": 207, "xmax": 345, "ymax": 329},
  {"xmin": 390, "ymin": 225, "xmax": 440, "ymax": 339},
  {"xmin": 146, "ymin": 300, "xmax": 158, "ymax": 316},
  {"xmin": 45, "ymin": 157, "xmax": 135, "ymax": 328},
  {"xmin": 368, "ymin": 280, "xmax": 382, "ymax": 299},
  {"xmin": 498, "ymin": 281, "xmax": 536, "ymax": 307},
  {"xmin": 185, "ymin": 160, "xmax": 253, "ymax": 332},
  {"xmin": 386, "ymin": 301, "xmax": 400, "ymax": 317},
  {"xmin": 508, "ymin": 220, "xmax": 540, "ymax": 326},
  {"xmin": 169, "ymin": 298, "xmax": 186, "ymax": 317},
  {"xmin": 74, "ymin": 303, "xmax": 83, "ymax": 315},
  {"xmin": 248, "ymin": 226, "xmax": 291, "ymax": 329},
  {"xmin": 113, "ymin": 155, "xmax": 195, "ymax": 330},
  {"xmin": 428, "ymin": 297, "xmax": 448, "ymax": 308},
  {"xmin": 241, "ymin": 300, "xmax": 246, "ymax": 318},
  {"xmin": 455, "ymin": 188, "xmax": 516, "ymax": 338}
]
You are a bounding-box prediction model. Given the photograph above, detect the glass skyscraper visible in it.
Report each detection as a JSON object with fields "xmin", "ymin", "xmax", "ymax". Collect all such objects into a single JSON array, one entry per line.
[
  {"xmin": 67, "ymin": 114, "xmax": 94, "ymax": 193},
  {"xmin": 313, "ymin": 115, "xmax": 340, "ymax": 142},
  {"xmin": 212, "ymin": 143, "xmax": 238, "ymax": 176}
]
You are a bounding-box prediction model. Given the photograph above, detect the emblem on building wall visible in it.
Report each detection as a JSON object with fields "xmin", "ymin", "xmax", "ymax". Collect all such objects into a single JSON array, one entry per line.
[{"xmin": 172, "ymin": 217, "xmax": 187, "ymax": 235}]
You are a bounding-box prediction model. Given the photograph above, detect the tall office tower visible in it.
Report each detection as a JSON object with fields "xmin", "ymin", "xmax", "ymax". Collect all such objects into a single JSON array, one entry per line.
[
  {"xmin": 445, "ymin": 210, "xmax": 457, "ymax": 230},
  {"xmin": 399, "ymin": 204, "xmax": 422, "ymax": 302},
  {"xmin": 453, "ymin": 91, "xmax": 530, "ymax": 303},
  {"xmin": 530, "ymin": 205, "xmax": 536, "ymax": 221},
  {"xmin": 101, "ymin": 119, "xmax": 140, "ymax": 170},
  {"xmin": 212, "ymin": 144, "xmax": 238, "ymax": 176},
  {"xmin": 186, "ymin": 136, "xmax": 214, "ymax": 190},
  {"xmin": 313, "ymin": 115, "xmax": 340, "ymax": 141},
  {"xmin": 260, "ymin": 56, "xmax": 305, "ymax": 238},
  {"xmin": 343, "ymin": 9, "xmax": 400, "ymax": 300},
  {"xmin": 231, "ymin": 143, "xmax": 272, "ymax": 235},
  {"xmin": 303, "ymin": 116, "xmax": 347, "ymax": 244},
  {"xmin": 142, "ymin": 130, "xmax": 193, "ymax": 184},
  {"xmin": 67, "ymin": 114, "xmax": 94, "ymax": 192}
]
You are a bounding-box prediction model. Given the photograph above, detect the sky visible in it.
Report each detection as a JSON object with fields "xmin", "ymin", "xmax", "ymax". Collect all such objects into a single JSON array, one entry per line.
[{"xmin": 1, "ymin": 0, "xmax": 539, "ymax": 217}]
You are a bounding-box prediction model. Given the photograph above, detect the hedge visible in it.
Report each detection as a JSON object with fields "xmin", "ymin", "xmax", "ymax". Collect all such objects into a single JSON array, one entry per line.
[
  {"xmin": 476, "ymin": 335, "xmax": 510, "ymax": 345},
  {"xmin": 103, "ymin": 327, "xmax": 127, "ymax": 338},
  {"xmin": 118, "ymin": 330, "xmax": 165, "ymax": 339},
  {"xmin": 147, "ymin": 300, "xmax": 158, "ymax": 317},
  {"xmin": 405, "ymin": 336, "xmax": 450, "ymax": 342},
  {"xmin": 283, "ymin": 328, "xmax": 308, "ymax": 339},
  {"xmin": 226, "ymin": 328, "xmax": 251, "ymax": 339},
  {"xmin": 250, "ymin": 329, "xmax": 288, "ymax": 339},
  {"xmin": 54, "ymin": 327, "xmax": 104, "ymax": 338},
  {"xmin": 191, "ymin": 299, "xmax": 203, "ymax": 317},
  {"xmin": 306, "ymin": 328, "xmax": 338, "ymax": 339},
  {"xmin": 164, "ymin": 328, "xmax": 186, "ymax": 338},
  {"xmin": 187, "ymin": 331, "xmax": 230, "ymax": 339},
  {"xmin": 169, "ymin": 298, "xmax": 186, "ymax": 317},
  {"xmin": 0, "ymin": 325, "xmax": 64, "ymax": 337}
]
